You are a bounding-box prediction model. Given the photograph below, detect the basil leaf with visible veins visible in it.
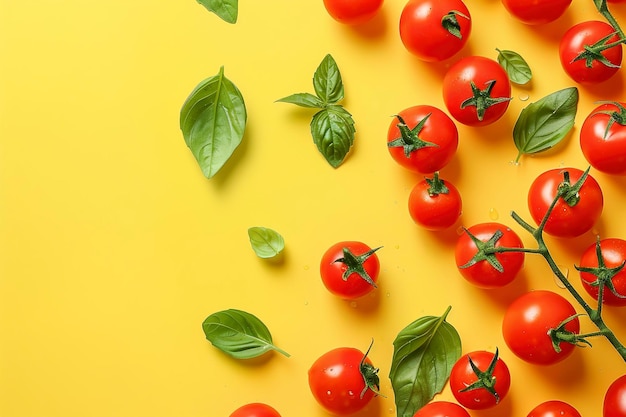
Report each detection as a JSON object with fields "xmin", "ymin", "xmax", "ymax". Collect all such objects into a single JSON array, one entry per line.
[
  {"xmin": 197, "ymin": 0, "xmax": 238, "ymax": 23},
  {"xmin": 497, "ymin": 48, "xmax": 532, "ymax": 85},
  {"xmin": 248, "ymin": 227, "xmax": 285, "ymax": 259}
]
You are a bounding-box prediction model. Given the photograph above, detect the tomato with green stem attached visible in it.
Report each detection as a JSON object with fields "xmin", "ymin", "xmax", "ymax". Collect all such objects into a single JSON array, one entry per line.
[
  {"xmin": 527, "ymin": 400, "xmax": 582, "ymax": 417},
  {"xmin": 580, "ymin": 101, "xmax": 626, "ymax": 175},
  {"xmin": 408, "ymin": 172, "xmax": 462, "ymax": 231},
  {"xmin": 501, "ymin": 0, "xmax": 572, "ymax": 25},
  {"xmin": 320, "ymin": 241, "xmax": 382, "ymax": 299},
  {"xmin": 230, "ymin": 403, "xmax": 281, "ymax": 417},
  {"xmin": 322, "ymin": 0, "xmax": 384, "ymax": 24},
  {"xmin": 604, "ymin": 374, "xmax": 626, "ymax": 417},
  {"xmin": 578, "ymin": 237, "xmax": 626, "ymax": 307}
]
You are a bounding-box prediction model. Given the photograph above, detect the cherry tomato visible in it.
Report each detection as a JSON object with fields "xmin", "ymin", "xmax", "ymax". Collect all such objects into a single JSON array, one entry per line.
[
  {"xmin": 501, "ymin": 0, "xmax": 571, "ymax": 25},
  {"xmin": 455, "ymin": 222, "xmax": 524, "ymax": 289},
  {"xmin": 230, "ymin": 403, "xmax": 281, "ymax": 417},
  {"xmin": 559, "ymin": 20, "xmax": 623, "ymax": 84},
  {"xmin": 442, "ymin": 56, "xmax": 512, "ymax": 126},
  {"xmin": 322, "ymin": 0, "xmax": 384, "ymax": 24},
  {"xmin": 527, "ymin": 167, "xmax": 603, "ymax": 238},
  {"xmin": 408, "ymin": 172, "xmax": 462, "ymax": 231},
  {"xmin": 320, "ymin": 241, "xmax": 381, "ymax": 299},
  {"xmin": 527, "ymin": 400, "xmax": 581, "ymax": 417},
  {"xmin": 413, "ymin": 401, "xmax": 471, "ymax": 417},
  {"xmin": 399, "ymin": 0, "xmax": 471, "ymax": 62},
  {"xmin": 308, "ymin": 345, "xmax": 381, "ymax": 416},
  {"xmin": 387, "ymin": 105, "xmax": 458, "ymax": 174},
  {"xmin": 580, "ymin": 101, "xmax": 626, "ymax": 175},
  {"xmin": 579, "ymin": 238, "xmax": 626, "ymax": 307},
  {"xmin": 604, "ymin": 374, "xmax": 626, "ymax": 417},
  {"xmin": 450, "ymin": 349, "xmax": 511, "ymax": 410},
  {"xmin": 502, "ymin": 290, "xmax": 580, "ymax": 365}
]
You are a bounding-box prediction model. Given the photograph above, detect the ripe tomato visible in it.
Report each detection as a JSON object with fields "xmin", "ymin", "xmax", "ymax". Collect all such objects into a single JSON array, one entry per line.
[
  {"xmin": 455, "ymin": 222, "xmax": 525, "ymax": 289},
  {"xmin": 502, "ymin": 290, "xmax": 580, "ymax": 365},
  {"xmin": 442, "ymin": 56, "xmax": 512, "ymax": 126},
  {"xmin": 527, "ymin": 167, "xmax": 603, "ymax": 238},
  {"xmin": 580, "ymin": 101, "xmax": 626, "ymax": 175},
  {"xmin": 559, "ymin": 20, "xmax": 623, "ymax": 84},
  {"xmin": 579, "ymin": 238, "xmax": 626, "ymax": 307},
  {"xmin": 230, "ymin": 403, "xmax": 281, "ymax": 417},
  {"xmin": 399, "ymin": 0, "xmax": 471, "ymax": 62},
  {"xmin": 387, "ymin": 105, "xmax": 458, "ymax": 174},
  {"xmin": 413, "ymin": 401, "xmax": 471, "ymax": 417},
  {"xmin": 308, "ymin": 345, "xmax": 381, "ymax": 416},
  {"xmin": 408, "ymin": 172, "xmax": 462, "ymax": 231},
  {"xmin": 604, "ymin": 374, "xmax": 626, "ymax": 417},
  {"xmin": 449, "ymin": 349, "xmax": 511, "ymax": 410},
  {"xmin": 320, "ymin": 241, "xmax": 381, "ymax": 299},
  {"xmin": 322, "ymin": 0, "xmax": 384, "ymax": 24},
  {"xmin": 501, "ymin": 0, "xmax": 571, "ymax": 25},
  {"xmin": 527, "ymin": 400, "xmax": 581, "ymax": 417}
]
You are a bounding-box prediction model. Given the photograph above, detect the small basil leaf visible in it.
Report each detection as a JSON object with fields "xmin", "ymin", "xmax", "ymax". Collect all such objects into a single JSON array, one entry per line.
[
  {"xmin": 180, "ymin": 66, "xmax": 247, "ymax": 179},
  {"xmin": 248, "ymin": 227, "xmax": 285, "ymax": 259},
  {"xmin": 197, "ymin": 0, "xmax": 238, "ymax": 24},
  {"xmin": 310, "ymin": 105, "xmax": 355, "ymax": 168},
  {"xmin": 202, "ymin": 309, "xmax": 290, "ymax": 359},
  {"xmin": 313, "ymin": 54, "xmax": 344, "ymax": 105},
  {"xmin": 276, "ymin": 93, "xmax": 325, "ymax": 108},
  {"xmin": 496, "ymin": 48, "xmax": 532, "ymax": 85},
  {"xmin": 389, "ymin": 306, "xmax": 461, "ymax": 417},
  {"xmin": 513, "ymin": 87, "xmax": 579, "ymax": 162}
]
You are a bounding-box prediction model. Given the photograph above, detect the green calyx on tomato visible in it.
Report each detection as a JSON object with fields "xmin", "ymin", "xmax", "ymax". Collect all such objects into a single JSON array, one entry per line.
[
  {"xmin": 572, "ymin": 31, "xmax": 625, "ymax": 69},
  {"xmin": 335, "ymin": 245, "xmax": 382, "ymax": 288},
  {"xmin": 359, "ymin": 339, "xmax": 384, "ymax": 399},
  {"xmin": 442, "ymin": 10, "xmax": 470, "ymax": 39},
  {"xmin": 547, "ymin": 314, "xmax": 591, "ymax": 352},
  {"xmin": 575, "ymin": 236, "xmax": 626, "ymax": 304},
  {"xmin": 593, "ymin": 101, "xmax": 626, "ymax": 139},
  {"xmin": 426, "ymin": 172, "xmax": 450, "ymax": 196},
  {"xmin": 460, "ymin": 80, "xmax": 512, "ymax": 122},
  {"xmin": 457, "ymin": 228, "xmax": 506, "ymax": 273},
  {"xmin": 388, "ymin": 114, "xmax": 439, "ymax": 157},
  {"xmin": 459, "ymin": 348, "xmax": 502, "ymax": 404},
  {"xmin": 556, "ymin": 167, "xmax": 590, "ymax": 207}
]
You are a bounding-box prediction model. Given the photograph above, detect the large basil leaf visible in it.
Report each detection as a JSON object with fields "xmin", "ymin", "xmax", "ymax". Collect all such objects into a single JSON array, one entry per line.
[
  {"xmin": 513, "ymin": 87, "xmax": 578, "ymax": 162},
  {"xmin": 389, "ymin": 307, "xmax": 461, "ymax": 417},
  {"xmin": 202, "ymin": 309, "xmax": 290, "ymax": 359},
  {"xmin": 311, "ymin": 105, "xmax": 355, "ymax": 168},
  {"xmin": 497, "ymin": 48, "xmax": 532, "ymax": 85},
  {"xmin": 313, "ymin": 54, "xmax": 344, "ymax": 105},
  {"xmin": 180, "ymin": 66, "xmax": 247, "ymax": 179},
  {"xmin": 197, "ymin": 0, "xmax": 238, "ymax": 24},
  {"xmin": 248, "ymin": 227, "xmax": 285, "ymax": 259}
]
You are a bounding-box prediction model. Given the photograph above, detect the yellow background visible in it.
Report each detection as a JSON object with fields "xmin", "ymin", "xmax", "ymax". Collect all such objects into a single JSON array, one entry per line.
[{"xmin": 2, "ymin": 0, "xmax": 626, "ymax": 416}]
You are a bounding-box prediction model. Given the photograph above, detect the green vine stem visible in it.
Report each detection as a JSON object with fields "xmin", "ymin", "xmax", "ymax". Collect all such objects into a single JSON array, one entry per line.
[{"xmin": 595, "ymin": 0, "xmax": 626, "ymax": 39}]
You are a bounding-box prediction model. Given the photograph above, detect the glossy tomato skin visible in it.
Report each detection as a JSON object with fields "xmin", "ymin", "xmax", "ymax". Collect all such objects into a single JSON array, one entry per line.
[
  {"xmin": 442, "ymin": 56, "xmax": 512, "ymax": 126},
  {"xmin": 399, "ymin": 0, "xmax": 471, "ymax": 62},
  {"xmin": 559, "ymin": 21, "xmax": 623, "ymax": 84},
  {"xmin": 502, "ymin": 290, "xmax": 580, "ymax": 365},
  {"xmin": 230, "ymin": 403, "xmax": 281, "ymax": 417},
  {"xmin": 308, "ymin": 347, "xmax": 376, "ymax": 416},
  {"xmin": 320, "ymin": 241, "xmax": 380, "ymax": 299},
  {"xmin": 413, "ymin": 401, "xmax": 471, "ymax": 417},
  {"xmin": 408, "ymin": 175, "xmax": 462, "ymax": 231},
  {"xmin": 527, "ymin": 167, "xmax": 603, "ymax": 238},
  {"xmin": 527, "ymin": 400, "xmax": 581, "ymax": 417},
  {"xmin": 322, "ymin": 0, "xmax": 384, "ymax": 24},
  {"xmin": 604, "ymin": 375, "xmax": 626, "ymax": 417},
  {"xmin": 580, "ymin": 102, "xmax": 626, "ymax": 175},
  {"xmin": 579, "ymin": 238, "xmax": 626, "ymax": 306},
  {"xmin": 387, "ymin": 105, "xmax": 459, "ymax": 174},
  {"xmin": 450, "ymin": 351, "xmax": 511, "ymax": 409},
  {"xmin": 455, "ymin": 223, "xmax": 525, "ymax": 288},
  {"xmin": 501, "ymin": 0, "xmax": 571, "ymax": 25}
]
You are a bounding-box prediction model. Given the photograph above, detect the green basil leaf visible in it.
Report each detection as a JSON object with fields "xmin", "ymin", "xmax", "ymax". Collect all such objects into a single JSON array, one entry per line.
[
  {"xmin": 313, "ymin": 54, "xmax": 344, "ymax": 105},
  {"xmin": 496, "ymin": 48, "xmax": 532, "ymax": 85},
  {"xmin": 202, "ymin": 309, "xmax": 290, "ymax": 359},
  {"xmin": 310, "ymin": 105, "xmax": 355, "ymax": 168},
  {"xmin": 180, "ymin": 66, "xmax": 247, "ymax": 179},
  {"xmin": 276, "ymin": 92, "xmax": 324, "ymax": 108},
  {"xmin": 248, "ymin": 227, "xmax": 285, "ymax": 259},
  {"xmin": 513, "ymin": 87, "xmax": 579, "ymax": 162},
  {"xmin": 389, "ymin": 306, "xmax": 461, "ymax": 417},
  {"xmin": 197, "ymin": 0, "xmax": 238, "ymax": 24}
]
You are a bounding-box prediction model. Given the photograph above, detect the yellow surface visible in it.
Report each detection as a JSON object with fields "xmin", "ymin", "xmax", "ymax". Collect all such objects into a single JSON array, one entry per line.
[{"xmin": 2, "ymin": 1, "xmax": 626, "ymax": 416}]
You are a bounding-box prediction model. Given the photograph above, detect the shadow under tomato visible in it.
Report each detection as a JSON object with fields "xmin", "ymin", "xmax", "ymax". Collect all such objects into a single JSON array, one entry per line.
[
  {"xmin": 337, "ymin": 285, "xmax": 382, "ymax": 315},
  {"xmin": 339, "ymin": 7, "xmax": 388, "ymax": 40},
  {"xmin": 527, "ymin": 346, "xmax": 587, "ymax": 388}
]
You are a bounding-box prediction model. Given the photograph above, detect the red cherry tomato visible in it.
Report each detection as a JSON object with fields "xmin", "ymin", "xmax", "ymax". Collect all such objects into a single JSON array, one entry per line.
[
  {"xmin": 413, "ymin": 401, "xmax": 471, "ymax": 417},
  {"xmin": 320, "ymin": 241, "xmax": 381, "ymax": 299},
  {"xmin": 450, "ymin": 349, "xmax": 511, "ymax": 410},
  {"xmin": 527, "ymin": 167, "xmax": 603, "ymax": 238},
  {"xmin": 501, "ymin": 0, "xmax": 571, "ymax": 25},
  {"xmin": 230, "ymin": 403, "xmax": 281, "ymax": 417},
  {"xmin": 527, "ymin": 400, "xmax": 581, "ymax": 417},
  {"xmin": 502, "ymin": 290, "xmax": 580, "ymax": 365},
  {"xmin": 559, "ymin": 20, "xmax": 623, "ymax": 84},
  {"xmin": 408, "ymin": 173, "xmax": 462, "ymax": 231},
  {"xmin": 308, "ymin": 346, "xmax": 381, "ymax": 416},
  {"xmin": 399, "ymin": 0, "xmax": 471, "ymax": 62},
  {"xmin": 604, "ymin": 374, "xmax": 626, "ymax": 417},
  {"xmin": 442, "ymin": 56, "xmax": 512, "ymax": 126},
  {"xmin": 580, "ymin": 101, "xmax": 626, "ymax": 175},
  {"xmin": 455, "ymin": 222, "xmax": 525, "ymax": 288},
  {"xmin": 579, "ymin": 238, "xmax": 626, "ymax": 307},
  {"xmin": 322, "ymin": 0, "xmax": 384, "ymax": 24},
  {"xmin": 387, "ymin": 105, "xmax": 459, "ymax": 174}
]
